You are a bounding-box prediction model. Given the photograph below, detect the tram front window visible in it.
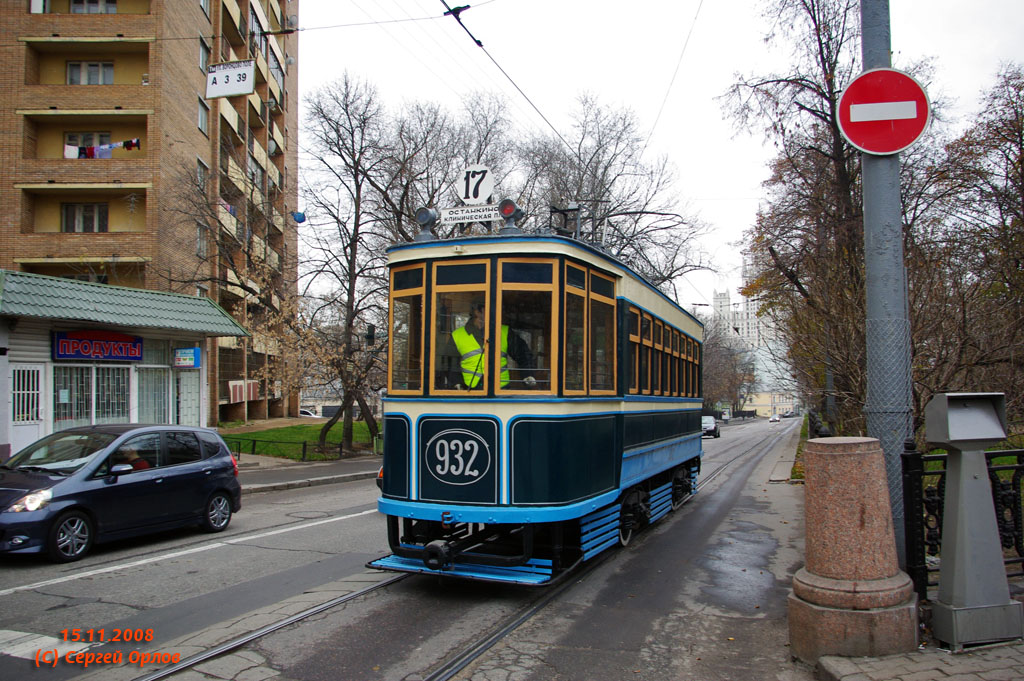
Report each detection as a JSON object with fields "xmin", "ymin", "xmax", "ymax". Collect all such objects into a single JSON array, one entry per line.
[
  {"xmin": 434, "ymin": 292, "xmax": 487, "ymax": 393},
  {"xmin": 500, "ymin": 291, "xmax": 551, "ymax": 391}
]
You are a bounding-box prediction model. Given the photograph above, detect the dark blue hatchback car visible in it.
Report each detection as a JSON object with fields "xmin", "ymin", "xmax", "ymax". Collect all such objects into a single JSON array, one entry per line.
[{"xmin": 0, "ymin": 424, "xmax": 241, "ymax": 562}]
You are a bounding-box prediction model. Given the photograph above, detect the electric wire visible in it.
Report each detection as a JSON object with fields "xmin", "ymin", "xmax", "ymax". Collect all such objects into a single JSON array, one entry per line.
[
  {"xmin": 642, "ymin": 0, "xmax": 705, "ymax": 156},
  {"xmin": 436, "ymin": 0, "xmax": 575, "ymax": 155}
]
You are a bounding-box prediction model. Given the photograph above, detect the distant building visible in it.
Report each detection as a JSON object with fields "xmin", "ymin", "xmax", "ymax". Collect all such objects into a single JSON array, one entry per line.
[
  {"xmin": 0, "ymin": 0, "xmax": 301, "ymax": 427},
  {"xmin": 712, "ymin": 258, "xmax": 797, "ymax": 417}
]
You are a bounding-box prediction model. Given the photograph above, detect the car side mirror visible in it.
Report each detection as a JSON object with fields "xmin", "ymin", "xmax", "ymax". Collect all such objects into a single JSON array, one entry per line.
[{"xmin": 110, "ymin": 463, "xmax": 134, "ymax": 476}]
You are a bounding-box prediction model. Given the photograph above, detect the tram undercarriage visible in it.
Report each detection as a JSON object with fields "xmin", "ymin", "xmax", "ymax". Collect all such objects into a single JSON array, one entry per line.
[{"xmin": 368, "ymin": 461, "xmax": 699, "ymax": 585}]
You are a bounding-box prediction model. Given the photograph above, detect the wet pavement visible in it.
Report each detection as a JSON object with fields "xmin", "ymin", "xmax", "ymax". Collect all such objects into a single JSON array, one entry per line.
[{"xmin": 214, "ymin": 419, "xmax": 1024, "ymax": 681}]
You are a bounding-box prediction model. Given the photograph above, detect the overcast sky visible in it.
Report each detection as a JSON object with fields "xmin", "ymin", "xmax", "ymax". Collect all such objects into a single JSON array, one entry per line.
[{"xmin": 295, "ymin": 0, "xmax": 1024, "ymax": 310}]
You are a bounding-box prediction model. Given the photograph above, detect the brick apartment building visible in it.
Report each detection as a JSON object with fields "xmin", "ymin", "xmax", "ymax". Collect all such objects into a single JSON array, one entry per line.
[{"xmin": 0, "ymin": 0, "xmax": 301, "ymax": 435}]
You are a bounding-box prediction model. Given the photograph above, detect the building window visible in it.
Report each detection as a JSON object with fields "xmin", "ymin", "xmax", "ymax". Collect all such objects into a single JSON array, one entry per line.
[
  {"xmin": 200, "ymin": 38, "xmax": 211, "ymax": 73},
  {"xmin": 196, "ymin": 222, "xmax": 208, "ymax": 258},
  {"xmin": 67, "ymin": 61, "xmax": 114, "ymax": 85},
  {"xmin": 65, "ymin": 132, "xmax": 111, "ymax": 147},
  {"xmin": 62, "ymin": 203, "xmax": 109, "ymax": 233},
  {"xmin": 62, "ymin": 273, "xmax": 109, "ymax": 284},
  {"xmin": 200, "ymin": 0, "xmax": 210, "ymax": 18},
  {"xmin": 247, "ymin": 153, "xmax": 264, "ymax": 188},
  {"xmin": 197, "ymin": 158, "xmax": 209, "ymax": 188},
  {"xmin": 71, "ymin": 0, "xmax": 117, "ymax": 13},
  {"xmin": 198, "ymin": 98, "xmax": 210, "ymax": 135}
]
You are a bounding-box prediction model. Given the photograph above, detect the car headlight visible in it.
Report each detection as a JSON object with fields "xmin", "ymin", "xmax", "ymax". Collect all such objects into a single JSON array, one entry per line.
[{"xmin": 6, "ymin": 489, "xmax": 52, "ymax": 513}]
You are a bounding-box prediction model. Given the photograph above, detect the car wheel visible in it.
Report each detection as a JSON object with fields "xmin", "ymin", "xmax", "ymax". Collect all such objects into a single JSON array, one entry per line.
[
  {"xmin": 47, "ymin": 510, "xmax": 94, "ymax": 563},
  {"xmin": 201, "ymin": 491, "xmax": 233, "ymax": 532}
]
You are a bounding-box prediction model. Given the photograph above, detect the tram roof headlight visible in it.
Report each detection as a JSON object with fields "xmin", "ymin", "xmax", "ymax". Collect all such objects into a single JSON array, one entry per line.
[
  {"xmin": 498, "ymin": 199, "xmax": 521, "ymax": 220},
  {"xmin": 415, "ymin": 207, "xmax": 438, "ymax": 228},
  {"xmin": 413, "ymin": 207, "xmax": 438, "ymax": 242}
]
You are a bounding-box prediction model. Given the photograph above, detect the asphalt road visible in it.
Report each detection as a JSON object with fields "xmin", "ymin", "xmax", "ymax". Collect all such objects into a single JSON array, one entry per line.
[
  {"xmin": 0, "ymin": 417, "xmax": 810, "ymax": 681},
  {"xmin": 0, "ymin": 479, "xmax": 384, "ymax": 681}
]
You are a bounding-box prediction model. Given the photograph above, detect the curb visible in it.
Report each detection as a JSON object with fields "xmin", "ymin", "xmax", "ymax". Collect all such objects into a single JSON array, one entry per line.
[{"xmin": 241, "ymin": 471, "xmax": 379, "ymax": 495}]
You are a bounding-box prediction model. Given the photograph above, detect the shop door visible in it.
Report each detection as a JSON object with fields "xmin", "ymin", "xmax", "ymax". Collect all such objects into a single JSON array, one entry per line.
[
  {"xmin": 9, "ymin": 363, "xmax": 46, "ymax": 455},
  {"xmin": 176, "ymin": 370, "xmax": 201, "ymax": 426}
]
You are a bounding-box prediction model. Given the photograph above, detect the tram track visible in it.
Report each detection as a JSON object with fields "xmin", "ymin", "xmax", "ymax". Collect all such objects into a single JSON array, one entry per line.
[{"xmin": 130, "ymin": 423, "xmax": 794, "ymax": 681}]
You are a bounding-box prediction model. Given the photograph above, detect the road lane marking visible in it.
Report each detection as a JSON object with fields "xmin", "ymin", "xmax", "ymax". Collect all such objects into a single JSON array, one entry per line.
[
  {"xmin": 0, "ymin": 629, "xmax": 92, "ymax": 659},
  {"xmin": 0, "ymin": 509, "xmax": 377, "ymax": 597}
]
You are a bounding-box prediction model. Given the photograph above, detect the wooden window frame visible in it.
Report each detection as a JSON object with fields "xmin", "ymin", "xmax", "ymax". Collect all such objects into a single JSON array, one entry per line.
[
  {"xmin": 563, "ymin": 263, "xmax": 588, "ymax": 396},
  {"xmin": 640, "ymin": 312, "xmax": 653, "ymax": 394},
  {"xmin": 388, "ymin": 263, "xmax": 426, "ymax": 396},
  {"xmin": 587, "ymin": 269, "xmax": 617, "ymax": 396},
  {"xmin": 652, "ymin": 320, "xmax": 664, "ymax": 395},
  {"xmin": 627, "ymin": 307, "xmax": 641, "ymax": 395},
  {"xmin": 430, "ymin": 259, "xmax": 490, "ymax": 396},
  {"xmin": 496, "ymin": 258, "xmax": 557, "ymax": 396}
]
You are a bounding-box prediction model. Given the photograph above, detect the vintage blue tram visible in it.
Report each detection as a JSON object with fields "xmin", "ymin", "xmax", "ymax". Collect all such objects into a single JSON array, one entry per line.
[{"xmin": 369, "ymin": 205, "xmax": 704, "ymax": 585}]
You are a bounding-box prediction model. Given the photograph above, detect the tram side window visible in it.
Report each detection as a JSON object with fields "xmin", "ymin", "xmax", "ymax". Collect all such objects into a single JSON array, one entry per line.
[
  {"xmin": 390, "ymin": 266, "xmax": 424, "ymax": 393},
  {"xmin": 627, "ymin": 308, "xmax": 640, "ymax": 394},
  {"xmin": 589, "ymin": 296, "xmax": 615, "ymax": 392},
  {"xmin": 694, "ymin": 342, "xmax": 701, "ymax": 398},
  {"xmin": 564, "ymin": 274, "xmax": 586, "ymax": 393},
  {"xmin": 640, "ymin": 314, "xmax": 652, "ymax": 393}
]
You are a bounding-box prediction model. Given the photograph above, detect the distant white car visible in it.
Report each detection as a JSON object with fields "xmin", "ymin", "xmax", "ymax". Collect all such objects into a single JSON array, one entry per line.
[
  {"xmin": 701, "ymin": 416, "xmax": 720, "ymax": 438},
  {"xmin": 299, "ymin": 409, "xmax": 317, "ymax": 417},
  {"xmin": 769, "ymin": 414, "xmax": 781, "ymax": 423}
]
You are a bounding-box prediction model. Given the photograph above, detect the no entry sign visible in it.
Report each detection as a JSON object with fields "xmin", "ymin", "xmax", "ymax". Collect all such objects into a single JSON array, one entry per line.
[{"xmin": 838, "ymin": 68, "xmax": 930, "ymax": 155}]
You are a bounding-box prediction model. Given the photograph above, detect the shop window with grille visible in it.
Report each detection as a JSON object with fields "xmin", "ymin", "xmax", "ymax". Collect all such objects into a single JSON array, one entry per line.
[
  {"xmin": 95, "ymin": 367, "xmax": 130, "ymax": 424},
  {"xmin": 54, "ymin": 366, "xmax": 92, "ymax": 429}
]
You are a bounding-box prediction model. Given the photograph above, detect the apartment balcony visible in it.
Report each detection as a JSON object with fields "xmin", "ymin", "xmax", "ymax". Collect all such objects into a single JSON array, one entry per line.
[
  {"xmin": 220, "ymin": 155, "xmax": 247, "ymax": 195},
  {"xmin": 266, "ymin": 70, "xmax": 282, "ymax": 108},
  {"xmin": 220, "ymin": 103, "xmax": 242, "ymax": 142},
  {"xmin": 222, "ymin": 0, "xmax": 246, "ymax": 47},
  {"xmin": 25, "ymin": 6, "xmax": 154, "ymax": 35},
  {"xmin": 217, "ymin": 203, "xmax": 242, "ymax": 241},
  {"xmin": 246, "ymin": 91, "xmax": 266, "ymax": 128},
  {"xmin": 269, "ymin": 120, "xmax": 285, "ymax": 155},
  {"xmin": 249, "ymin": 138, "xmax": 268, "ymax": 172},
  {"xmin": 266, "ymin": 0, "xmax": 284, "ymax": 31},
  {"xmin": 218, "ymin": 336, "xmax": 243, "ymax": 349},
  {"xmin": 271, "ymin": 208, "xmax": 285, "ymax": 234}
]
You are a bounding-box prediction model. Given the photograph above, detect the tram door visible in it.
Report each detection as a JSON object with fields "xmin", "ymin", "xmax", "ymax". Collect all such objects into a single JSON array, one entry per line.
[{"xmin": 9, "ymin": 363, "xmax": 46, "ymax": 455}]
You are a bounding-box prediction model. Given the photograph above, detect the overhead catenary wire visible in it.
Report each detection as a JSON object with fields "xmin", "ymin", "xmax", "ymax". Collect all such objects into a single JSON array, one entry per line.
[
  {"xmin": 436, "ymin": 0, "xmax": 576, "ymax": 155},
  {"xmin": 642, "ymin": 0, "xmax": 705, "ymax": 156}
]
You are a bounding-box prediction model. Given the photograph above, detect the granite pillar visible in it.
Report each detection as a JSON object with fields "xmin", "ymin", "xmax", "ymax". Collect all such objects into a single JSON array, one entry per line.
[{"xmin": 788, "ymin": 437, "xmax": 918, "ymax": 663}]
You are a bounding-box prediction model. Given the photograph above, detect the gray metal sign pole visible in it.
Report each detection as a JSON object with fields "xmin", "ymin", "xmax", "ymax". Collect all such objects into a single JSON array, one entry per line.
[{"xmin": 859, "ymin": 0, "xmax": 913, "ymax": 567}]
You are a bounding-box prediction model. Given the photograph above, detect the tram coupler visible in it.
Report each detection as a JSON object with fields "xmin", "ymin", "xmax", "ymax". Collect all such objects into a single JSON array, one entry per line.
[{"xmin": 423, "ymin": 541, "xmax": 453, "ymax": 570}]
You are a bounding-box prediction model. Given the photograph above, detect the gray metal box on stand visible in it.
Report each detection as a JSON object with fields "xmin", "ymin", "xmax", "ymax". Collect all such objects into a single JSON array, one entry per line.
[{"xmin": 925, "ymin": 393, "xmax": 1023, "ymax": 651}]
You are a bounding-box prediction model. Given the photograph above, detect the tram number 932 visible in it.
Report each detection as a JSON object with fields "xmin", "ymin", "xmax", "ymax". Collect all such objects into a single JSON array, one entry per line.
[{"xmin": 425, "ymin": 430, "xmax": 492, "ymax": 485}]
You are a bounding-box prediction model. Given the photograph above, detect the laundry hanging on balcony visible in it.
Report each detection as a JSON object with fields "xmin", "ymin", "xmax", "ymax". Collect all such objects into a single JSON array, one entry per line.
[{"xmin": 63, "ymin": 137, "xmax": 142, "ymax": 159}]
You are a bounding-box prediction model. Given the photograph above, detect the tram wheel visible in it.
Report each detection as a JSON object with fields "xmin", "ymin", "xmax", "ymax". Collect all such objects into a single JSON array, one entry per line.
[
  {"xmin": 671, "ymin": 467, "xmax": 692, "ymax": 510},
  {"xmin": 618, "ymin": 488, "xmax": 642, "ymax": 547}
]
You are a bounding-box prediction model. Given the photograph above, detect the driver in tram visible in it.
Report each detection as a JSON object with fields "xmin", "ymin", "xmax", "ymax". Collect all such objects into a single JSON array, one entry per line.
[{"xmin": 442, "ymin": 302, "xmax": 536, "ymax": 390}]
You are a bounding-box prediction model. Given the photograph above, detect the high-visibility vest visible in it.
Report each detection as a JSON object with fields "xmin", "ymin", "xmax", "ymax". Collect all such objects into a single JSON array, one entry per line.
[{"xmin": 451, "ymin": 325, "xmax": 511, "ymax": 388}]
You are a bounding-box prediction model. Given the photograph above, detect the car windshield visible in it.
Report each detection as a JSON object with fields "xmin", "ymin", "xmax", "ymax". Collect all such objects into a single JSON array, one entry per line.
[{"xmin": 4, "ymin": 431, "xmax": 118, "ymax": 474}]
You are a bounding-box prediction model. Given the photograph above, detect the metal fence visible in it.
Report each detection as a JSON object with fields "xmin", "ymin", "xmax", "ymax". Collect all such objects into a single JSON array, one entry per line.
[
  {"xmin": 902, "ymin": 440, "xmax": 1024, "ymax": 601},
  {"xmin": 222, "ymin": 436, "xmax": 342, "ymax": 461}
]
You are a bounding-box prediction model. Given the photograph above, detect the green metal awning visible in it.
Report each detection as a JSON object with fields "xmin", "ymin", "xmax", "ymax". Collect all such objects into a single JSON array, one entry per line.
[{"xmin": 0, "ymin": 270, "xmax": 249, "ymax": 337}]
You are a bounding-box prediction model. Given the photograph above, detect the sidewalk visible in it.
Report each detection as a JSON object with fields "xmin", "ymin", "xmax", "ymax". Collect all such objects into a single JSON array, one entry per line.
[{"xmin": 217, "ymin": 418, "xmax": 382, "ymax": 494}]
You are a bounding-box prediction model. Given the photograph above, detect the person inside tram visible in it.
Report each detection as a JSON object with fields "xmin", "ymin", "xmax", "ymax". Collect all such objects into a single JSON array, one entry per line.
[{"xmin": 442, "ymin": 302, "xmax": 537, "ymax": 390}]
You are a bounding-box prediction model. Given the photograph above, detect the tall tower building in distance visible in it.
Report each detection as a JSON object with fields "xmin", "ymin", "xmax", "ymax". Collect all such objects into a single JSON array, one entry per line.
[{"xmin": 0, "ymin": 0, "xmax": 301, "ymax": 427}]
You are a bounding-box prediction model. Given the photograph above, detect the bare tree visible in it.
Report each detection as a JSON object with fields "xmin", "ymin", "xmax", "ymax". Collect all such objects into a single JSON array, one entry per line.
[{"xmin": 515, "ymin": 94, "xmax": 711, "ymax": 294}]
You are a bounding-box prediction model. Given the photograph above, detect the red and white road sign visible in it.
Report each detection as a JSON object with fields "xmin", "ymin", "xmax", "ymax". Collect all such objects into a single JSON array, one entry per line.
[{"xmin": 838, "ymin": 68, "xmax": 930, "ymax": 155}]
